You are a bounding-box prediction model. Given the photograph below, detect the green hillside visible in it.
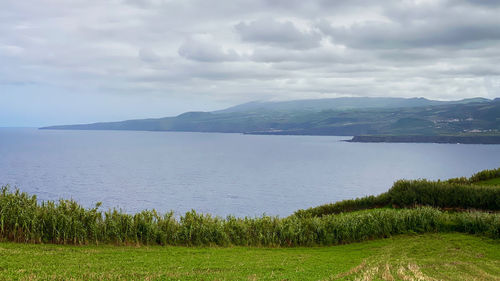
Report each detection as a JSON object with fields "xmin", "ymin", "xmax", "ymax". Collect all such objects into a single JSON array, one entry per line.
[
  {"xmin": 40, "ymin": 97, "xmax": 500, "ymax": 143},
  {"xmin": 1, "ymin": 168, "xmax": 499, "ymax": 280}
]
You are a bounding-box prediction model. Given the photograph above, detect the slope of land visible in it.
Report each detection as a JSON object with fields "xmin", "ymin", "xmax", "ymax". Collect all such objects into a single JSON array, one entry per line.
[
  {"xmin": 1, "ymin": 233, "xmax": 499, "ymax": 280},
  {"xmin": 1, "ymin": 168, "xmax": 499, "ymax": 280},
  {"xmin": 215, "ymin": 97, "xmax": 490, "ymax": 113},
  {"xmin": 295, "ymin": 167, "xmax": 500, "ymax": 217},
  {"xmin": 40, "ymin": 97, "xmax": 500, "ymax": 143},
  {"xmin": 478, "ymin": 178, "xmax": 500, "ymax": 186}
]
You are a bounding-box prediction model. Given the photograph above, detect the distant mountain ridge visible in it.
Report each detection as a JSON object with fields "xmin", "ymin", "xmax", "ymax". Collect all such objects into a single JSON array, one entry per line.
[
  {"xmin": 41, "ymin": 97, "xmax": 499, "ymax": 143},
  {"xmin": 215, "ymin": 97, "xmax": 490, "ymax": 113}
]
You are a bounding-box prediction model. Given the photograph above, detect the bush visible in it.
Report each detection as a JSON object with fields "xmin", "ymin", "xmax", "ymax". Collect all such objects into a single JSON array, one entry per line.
[
  {"xmin": 294, "ymin": 193, "xmax": 390, "ymax": 218},
  {"xmin": 446, "ymin": 167, "xmax": 500, "ymax": 184},
  {"xmin": 446, "ymin": 177, "xmax": 470, "ymax": 185},
  {"xmin": 469, "ymin": 167, "xmax": 500, "ymax": 183},
  {"xmin": 296, "ymin": 168, "xmax": 500, "ymax": 217},
  {"xmin": 1, "ymin": 186, "xmax": 499, "ymax": 247},
  {"xmin": 388, "ymin": 180, "xmax": 500, "ymax": 210}
]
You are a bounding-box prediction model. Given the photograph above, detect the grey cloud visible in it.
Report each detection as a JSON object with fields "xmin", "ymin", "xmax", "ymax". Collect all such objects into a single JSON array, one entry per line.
[
  {"xmin": 2, "ymin": 0, "xmax": 500, "ymax": 126},
  {"xmin": 178, "ymin": 35, "xmax": 242, "ymax": 62},
  {"xmin": 455, "ymin": 0, "xmax": 500, "ymax": 7},
  {"xmin": 440, "ymin": 65, "xmax": 500, "ymax": 76},
  {"xmin": 235, "ymin": 18, "xmax": 322, "ymax": 50},
  {"xmin": 139, "ymin": 48, "xmax": 161, "ymax": 63},
  {"xmin": 250, "ymin": 46, "xmax": 367, "ymax": 64},
  {"xmin": 319, "ymin": 16, "xmax": 500, "ymax": 49},
  {"xmin": 316, "ymin": 0, "xmax": 500, "ymax": 49}
]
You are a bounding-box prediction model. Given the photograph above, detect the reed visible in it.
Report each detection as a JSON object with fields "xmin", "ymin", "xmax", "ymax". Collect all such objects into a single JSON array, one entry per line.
[
  {"xmin": 388, "ymin": 180, "xmax": 499, "ymax": 210},
  {"xmin": 295, "ymin": 168, "xmax": 500, "ymax": 217},
  {"xmin": 1, "ymin": 185, "xmax": 498, "ymax": 247},
  {"xmin": 294, "ymin": 193, "xmax": 390, "ymax": 218},
  {"xmin": 447, "ymin": 167, "xmax": 500, "ymax": 184}
]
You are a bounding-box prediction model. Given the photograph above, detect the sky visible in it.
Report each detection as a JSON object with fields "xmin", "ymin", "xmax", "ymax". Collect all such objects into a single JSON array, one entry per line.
[{"xmin": 1, "ymin": 0, "xmax": 500, "ymax": 126}]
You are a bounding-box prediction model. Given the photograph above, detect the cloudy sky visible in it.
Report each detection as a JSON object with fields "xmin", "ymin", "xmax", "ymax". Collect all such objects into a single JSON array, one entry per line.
[{"xmin": 1, "ymin": 0, "xmax": 500, "ymax": 126}]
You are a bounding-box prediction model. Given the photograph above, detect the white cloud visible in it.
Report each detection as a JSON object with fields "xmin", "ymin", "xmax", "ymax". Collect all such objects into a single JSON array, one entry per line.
[
  {"xmin": 235, "ymin": 18, "xmax": 322, "ymax": 50},
  {"xmin": 1, "ymin": 0, "xmax": 499, "ymax": 126},
  {"xmin": 178, "ymin": 34, "xmax": 242, "ymax": 62}
]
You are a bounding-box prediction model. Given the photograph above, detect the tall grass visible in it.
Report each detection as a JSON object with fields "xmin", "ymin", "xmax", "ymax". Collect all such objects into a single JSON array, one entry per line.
[
  {"xmin": 447, "ymin": 167, "xmax": 500, "ymax": 184},
  {"xmin": 1, "ymin": 186, "xmax": 499, "ymax": 247},
  {"xmin": 294, "ymin": 193, "xmax": 390, "ymax": 218},
  {"xmin": 388, "ymin": 180, "xmax": 500, "ymax": 210},
  {"xmin": 296, "ymin": 168, "xmax": 500, "ymax": 217}
]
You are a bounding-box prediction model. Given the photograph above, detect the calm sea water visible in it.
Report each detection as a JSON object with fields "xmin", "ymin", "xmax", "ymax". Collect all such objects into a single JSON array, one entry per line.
[{"xmin": 1, "ymin": 128, "xmax": 499, "ymax": 217}]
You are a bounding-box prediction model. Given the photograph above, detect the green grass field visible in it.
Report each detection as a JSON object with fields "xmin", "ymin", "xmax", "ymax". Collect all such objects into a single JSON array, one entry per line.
[{"xmin": 1, "ymin": 233, "xmax": 499, "ymax": 280}]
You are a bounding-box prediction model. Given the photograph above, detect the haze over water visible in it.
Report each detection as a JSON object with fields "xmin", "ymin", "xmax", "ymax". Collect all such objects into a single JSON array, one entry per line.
[{"xmin": 1, "ymin": 128, "xmax": 499, "ymax": 217}]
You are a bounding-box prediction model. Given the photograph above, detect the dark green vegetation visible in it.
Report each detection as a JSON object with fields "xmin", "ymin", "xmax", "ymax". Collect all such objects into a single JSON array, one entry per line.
[
  {"xmin": 1, "ymin": 168, "xmax": 499, "ymax": 247},
  {"xmin": 1, "ymin": 168, "xmax": 500, "ymax": 280},
  {"xmin": 478, "ymin": 178, "xmax": 500, "ymax": 186},
  {"xmin": 348, "ymin": 135, "xmax": 500, "ymax": 144},
  {"xmin": 297, "ymin": 167, "xmax": 500, "ymax": 217},
  {"xmin": 40, "ymin": 97, "xmax": 500, "ymax": 143},
  {"xmin": 4, "ymin": 186, "xmax": 495, "ymax": 246},
  {"xmin": 447, "ymin": 167, "xmax": 500, "ymax": 184},
  {"xmin": 1, "ymin": 233, "xmax": 499, "ymax": 280}
]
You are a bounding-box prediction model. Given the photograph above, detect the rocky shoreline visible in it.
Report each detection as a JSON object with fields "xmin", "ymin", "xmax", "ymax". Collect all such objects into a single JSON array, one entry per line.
[{"xmin": 347, "ymin": 135, "xmax": 500, "ymax": 144}]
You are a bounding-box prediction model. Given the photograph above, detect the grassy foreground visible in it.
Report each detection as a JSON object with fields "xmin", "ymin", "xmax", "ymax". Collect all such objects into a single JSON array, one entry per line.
[
  {"xmin": 0, "ymin": 233, "xmax": 498, "ymax": 280},
  {"xmin": 1, "ymin": 168, "xmax": 499, "ymax": 280}
]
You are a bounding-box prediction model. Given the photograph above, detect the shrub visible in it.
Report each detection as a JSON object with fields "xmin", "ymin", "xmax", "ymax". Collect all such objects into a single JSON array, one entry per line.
[
  {"xmin": 388, "ymin": 180, "xmax": 500, "ymax": 210},
  {"xmin": 294, "ymin": 193, "xmax": 390, "ymax": 218},
  {"xmin": 296, "ymin": 167, "xmax": 500, "ymax": 217},
  {"xmin": 469, "ymin": 167, "xmax": 500, "ymax": 183},
  {"xmin": 1, "ymin": 186, "xmax": 499, "ymax": 247}
]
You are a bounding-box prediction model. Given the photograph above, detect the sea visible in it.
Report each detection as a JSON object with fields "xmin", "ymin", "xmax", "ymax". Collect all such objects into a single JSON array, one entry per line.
[{"xmin": 1, "ymin": 128, "xmax": 499, "ymax": 217}]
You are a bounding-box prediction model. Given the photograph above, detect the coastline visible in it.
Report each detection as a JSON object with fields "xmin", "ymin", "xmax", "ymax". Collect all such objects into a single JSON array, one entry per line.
[{"xmin": 346, "ymin": 135, "xmax": 500, "ymax": 144}]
